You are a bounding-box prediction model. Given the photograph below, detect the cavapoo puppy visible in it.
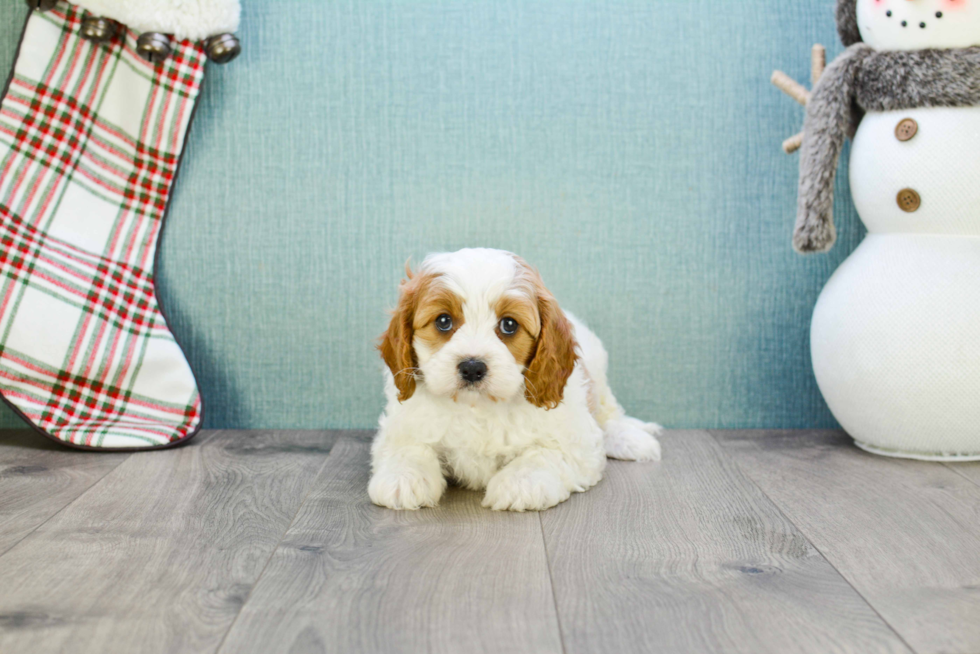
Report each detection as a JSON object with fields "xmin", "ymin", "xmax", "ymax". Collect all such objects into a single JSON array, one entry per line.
[{"xmin": 370, "ymin": 248, "xmax": 662, "ymax": 512}]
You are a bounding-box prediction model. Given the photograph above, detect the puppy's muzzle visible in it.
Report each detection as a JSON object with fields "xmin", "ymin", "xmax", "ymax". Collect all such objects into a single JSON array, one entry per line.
[{"xmin": 458, "ymin": 359, "xmax": 488, "ymax": 384}]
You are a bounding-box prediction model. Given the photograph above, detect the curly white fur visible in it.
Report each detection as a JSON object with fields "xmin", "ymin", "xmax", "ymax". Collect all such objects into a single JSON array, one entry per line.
[
  {"xmin": 72, "ymin": 0, "xmax": 240, "ymax": 41},
  {"xmin": 370, "ymin": 249, "xmax": 662, "ymax": 512}
]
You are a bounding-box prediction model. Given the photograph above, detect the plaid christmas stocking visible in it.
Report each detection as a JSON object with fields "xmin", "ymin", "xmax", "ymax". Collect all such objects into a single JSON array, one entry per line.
[{"xmin": 0, "ymin": 0, "xmax": 239, "ymax": 449}]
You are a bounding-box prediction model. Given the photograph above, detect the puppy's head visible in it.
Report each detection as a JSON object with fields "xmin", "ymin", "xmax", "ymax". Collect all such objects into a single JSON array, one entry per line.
[{"xmin": 379, "ymin": 249, "xmax": 578, "ymax": 408}]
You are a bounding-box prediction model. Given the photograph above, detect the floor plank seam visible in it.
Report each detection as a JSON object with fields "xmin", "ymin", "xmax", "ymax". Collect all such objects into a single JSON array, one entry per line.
[
  {"xmin": 211, "ymin": 438, "xmax": 339, "ymax": 654},
  {"xmin": 0, "ymin": 429, "xmax": 223, "ymax": 560},
  {"xmin": 0, "ymin": 449, "xmax": 134, "ymax": 560},
  {"xmin": 942, "ymin": 463, "xmax": 980, "ymax": 489},
  {"xmin": 706, "ymin": 431, "xmax": 920, "ymax": 654},
  {"xmin": 537, "ymin": 512, "xmax": 568, "ymax": 654}
]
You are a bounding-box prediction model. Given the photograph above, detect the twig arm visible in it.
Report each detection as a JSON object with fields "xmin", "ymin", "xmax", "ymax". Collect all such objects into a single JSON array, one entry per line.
[
  {"xmin": 771, "ymin": 70, "xmax": 810, "ymax": 106},
  {"xmin": 811, "ymin": 44, "xmax": 826, "ymax": 85},
  {"xmin": 783, "ymin": 132, "xmax": 804, "ymax": 154}
]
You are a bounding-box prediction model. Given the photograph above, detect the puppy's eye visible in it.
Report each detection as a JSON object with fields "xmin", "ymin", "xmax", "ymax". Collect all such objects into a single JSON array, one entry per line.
[
  {"xmin": 499, "ymin": 317, "xmax": 518, "ymax": 335},
  {"xmin": 435, "ymin": 314, "xmax": 453, "ymax": 332}
]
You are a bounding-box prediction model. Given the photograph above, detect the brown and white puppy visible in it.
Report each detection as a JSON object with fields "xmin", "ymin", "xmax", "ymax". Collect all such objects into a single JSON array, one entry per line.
[{"xmin": 370, "ymin": 248, "xmax": 662, "ymax": 512}]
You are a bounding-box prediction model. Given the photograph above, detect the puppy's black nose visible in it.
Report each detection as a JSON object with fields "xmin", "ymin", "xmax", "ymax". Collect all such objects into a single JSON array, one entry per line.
[{"xmin": 458, "ymin": 359, "xmax": 488, "ymax": 384}]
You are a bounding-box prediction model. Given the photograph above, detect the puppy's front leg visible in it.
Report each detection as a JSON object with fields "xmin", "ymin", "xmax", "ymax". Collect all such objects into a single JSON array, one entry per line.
[
  {"xmin": 483, "ymin": 447, "xmax": 604, "ymax": 512},
  {"xmin": 369, "ymin": 438, "xmax": 446, "ymax": 511}
]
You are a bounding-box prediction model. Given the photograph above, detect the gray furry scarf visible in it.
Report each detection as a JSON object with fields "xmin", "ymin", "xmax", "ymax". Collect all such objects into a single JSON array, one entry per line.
[{"xmin": 794, "ymin": 44, "xmax": 980, "ymax": 253}]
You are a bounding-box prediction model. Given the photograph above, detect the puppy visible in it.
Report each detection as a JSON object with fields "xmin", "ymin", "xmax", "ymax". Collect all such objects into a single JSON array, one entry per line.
[{"xmin": 370, "ymin": 248, "xmax": 662, "ymax": 512}]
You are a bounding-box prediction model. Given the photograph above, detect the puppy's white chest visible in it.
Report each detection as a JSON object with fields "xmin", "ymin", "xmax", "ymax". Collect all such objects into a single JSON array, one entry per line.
[
  {"xmin": 442, "ymin": 405, "xmax": 525, "ymax": 453},
  {"xmin": 437, "ymin": 405, "xmax": 531, "ymax": 486}
]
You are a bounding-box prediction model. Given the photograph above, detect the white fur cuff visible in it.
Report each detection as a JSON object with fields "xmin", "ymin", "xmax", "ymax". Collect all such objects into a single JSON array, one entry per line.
[{"xmin": 72, "ymin": 0, "xmax": 241, "ymax": 42}]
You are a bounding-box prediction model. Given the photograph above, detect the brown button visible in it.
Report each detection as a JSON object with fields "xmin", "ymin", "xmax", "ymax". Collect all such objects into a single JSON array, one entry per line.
[
  {"xmin": 895, "ymin": 118, "xmax": 918, "ymax": 142},
  {"xmin": 897, "ymin": 188, "xmax": 921, "ymax": 213}
]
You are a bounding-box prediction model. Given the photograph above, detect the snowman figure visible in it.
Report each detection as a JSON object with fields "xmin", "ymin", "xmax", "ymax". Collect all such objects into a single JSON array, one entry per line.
[{"xmin": 792, "ymin": 0, "xmax": 980, "ymax": 460}]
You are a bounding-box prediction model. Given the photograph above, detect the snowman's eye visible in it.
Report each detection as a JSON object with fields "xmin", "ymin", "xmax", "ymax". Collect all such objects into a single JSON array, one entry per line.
[{"xmin": 936, "ymin": 11, "xmax": 943, "ymax": 18}]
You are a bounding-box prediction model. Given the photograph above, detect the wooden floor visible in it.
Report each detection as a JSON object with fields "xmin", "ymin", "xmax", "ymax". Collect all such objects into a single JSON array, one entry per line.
[{"xmin": 0, "ymin": 430, "xmax": 978, "ymax": 654}]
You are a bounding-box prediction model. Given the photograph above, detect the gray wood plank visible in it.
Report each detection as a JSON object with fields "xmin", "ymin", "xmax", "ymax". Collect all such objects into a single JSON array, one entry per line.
[
  {"xmin": 944, "ymin": 461, "xmax": 980, "ymax": 487},
  {"xmin": 0, "ymin": 430, "xmax": 337, "ymax": 654},
  {"xmin": 542, "ymin": 430, "xmax": 911, "ymax": 654},
  {"xmin": 716, "ymin": 430, "xmax": 980, "ymax": 654},
  {"xmin": 0, "ymin": 430, "xmax": 130, "ymax": 555},
  {"xmin": 218, "ymin": 438, "xmax": 563, "ymax": 654}
]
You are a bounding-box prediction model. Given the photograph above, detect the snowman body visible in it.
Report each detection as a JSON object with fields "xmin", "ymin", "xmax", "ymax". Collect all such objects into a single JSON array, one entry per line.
[
  {"xmin": 805, "ymin": 0, "xmax": 980, "ymax": 460},
  {"xmin": 811, "ymin": 107, "xmax": 980, "ymax": 459}
]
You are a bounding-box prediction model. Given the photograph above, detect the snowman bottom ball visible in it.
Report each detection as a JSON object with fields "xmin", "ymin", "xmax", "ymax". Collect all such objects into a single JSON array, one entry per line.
[{"xmin": 811, "ymin": 234, "xmax": 980, "ymax": 461}]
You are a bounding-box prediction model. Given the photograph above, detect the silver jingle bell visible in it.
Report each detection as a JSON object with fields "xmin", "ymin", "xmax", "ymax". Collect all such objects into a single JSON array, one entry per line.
[
  {"xmin": 25, "ymin": 0, "xmax": 58, "ymax": 11},
  {"xmin": 79, "ymin": 16, "xmax": 118, "ymax": 43},
  {"xmin": 204, "ymin": 33, "xmax": 241, "ymax": 64},
  {"xmin": 136, "ymin": 32, "xmax": 172, "ymax": 65}
]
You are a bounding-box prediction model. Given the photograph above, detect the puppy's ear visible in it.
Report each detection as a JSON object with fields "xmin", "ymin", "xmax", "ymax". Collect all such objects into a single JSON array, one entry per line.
[
  {"xmin": 379, "ymin": 271, "xmax": 419, "ymax": 402},
  {"xmin": 524, "ymin": 286, "xmax": 578, "ymax": 410}
]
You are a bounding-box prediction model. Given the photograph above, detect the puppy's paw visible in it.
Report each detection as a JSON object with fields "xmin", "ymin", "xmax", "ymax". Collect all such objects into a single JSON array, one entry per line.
[
  {"xmin": 482, "ymin": 467, "xmax": 571, "ymax": 512},
  {"xmin": 603, "ymin": 419, "xmax": 662, "ymax": 462},
  {"xmin": 369, "ymin": 466, "xmax": 446, "ymax": 510}
]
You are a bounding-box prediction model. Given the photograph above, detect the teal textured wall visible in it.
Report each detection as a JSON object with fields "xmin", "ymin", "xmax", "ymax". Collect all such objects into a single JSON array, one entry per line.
[{"xmin": 0, "ymin": 0, "xmax": 864, "ymax": 431}]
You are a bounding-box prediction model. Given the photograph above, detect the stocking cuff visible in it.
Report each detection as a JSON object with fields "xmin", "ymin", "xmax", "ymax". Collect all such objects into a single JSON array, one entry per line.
[{"xmin": 72, "ymin": 0, "xmax": 240, "ymax": 41}]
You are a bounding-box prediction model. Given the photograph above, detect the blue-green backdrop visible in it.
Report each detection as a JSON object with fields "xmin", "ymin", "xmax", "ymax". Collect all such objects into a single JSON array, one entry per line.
[{"xmin": 0, "ymin": 0, "xmax": 864, "ymax": 431}]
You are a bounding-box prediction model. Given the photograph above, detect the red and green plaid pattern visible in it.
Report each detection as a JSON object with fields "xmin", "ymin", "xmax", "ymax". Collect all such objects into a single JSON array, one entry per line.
[{"xmin": 0, "ymin": 1, "xmax": 205, "ymax": 448}]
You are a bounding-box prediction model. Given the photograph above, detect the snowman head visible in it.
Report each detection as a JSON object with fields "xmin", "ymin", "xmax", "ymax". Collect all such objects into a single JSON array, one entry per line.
[{"xmin": 838, "ymin": 0, "xmax": 980, "ymax": 50}]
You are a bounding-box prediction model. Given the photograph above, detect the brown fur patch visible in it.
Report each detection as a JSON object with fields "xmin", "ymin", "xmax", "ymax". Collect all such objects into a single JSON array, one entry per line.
[
  {"xmin": 378, "ymin": 268, "xmax": 462, "ymax": 402},
  {"xmin": 510, "ymin": 256, "xmax": 579, "ymax": 410},
  {"xmin": 494, "ymin": 294, "xmax": 539, "ymax": 367},
  {"xmin": 413, "ymin": 285, "xmax": 465, "ymax": 355}
]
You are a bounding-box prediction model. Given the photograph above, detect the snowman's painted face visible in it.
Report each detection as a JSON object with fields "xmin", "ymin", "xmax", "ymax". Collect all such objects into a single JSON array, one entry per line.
[{"xmin": 857, "ymin": 0, "xmax": 980, "ymax": 50}]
